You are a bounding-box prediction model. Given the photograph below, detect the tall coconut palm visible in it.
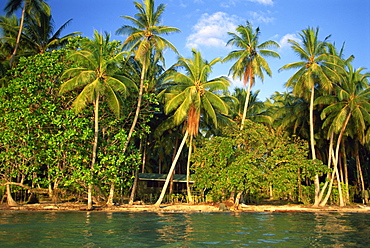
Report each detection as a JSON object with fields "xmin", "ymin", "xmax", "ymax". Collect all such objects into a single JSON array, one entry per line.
[
  {"xmin": 223, "ymin": 21, "xmax": 280, "ymax": 130},
  {"xmin": 116, "ymin": 0, "xmax": 180, "ymax": 153},
  {"xmin": 231, "ymin": 88, "xmax": 271, "ymax": 125},
  {"xmin": 154, "ymin": 49, "xmax": 230, "ymax": 206},
  {"xmin": 0, "ymin": 15, "xmax": 19, "ymax": 56},
  {"xmin": 4, "ymin": 0, "xmax": 50, "ymax": 66},
  {"xmin": 0, "ymin": 15, "xmax": 19, "ymax": 82},
  {"xmin": 316, "ymin": 65, "xmax": 370, "ymax": 206},
  {"xmin": 22, "ymin": 11, "xmax": 80, "ymax": 54},
  {"xmin": 270, "ymin": 92, "xmax": 310, "ymax": 138},
  {"xmin": 60, "ymin": 31, "xmax": 136, "ymax": 209},
  {"xmin": 279, "ymin": 27, "xmax": 344, "ymax": 205}
]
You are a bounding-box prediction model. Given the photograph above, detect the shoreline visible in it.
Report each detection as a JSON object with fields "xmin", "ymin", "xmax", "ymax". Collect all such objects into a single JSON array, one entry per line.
[{"xmin": 1, "ymin": 202, "xmax": 370, "ymax": 213}]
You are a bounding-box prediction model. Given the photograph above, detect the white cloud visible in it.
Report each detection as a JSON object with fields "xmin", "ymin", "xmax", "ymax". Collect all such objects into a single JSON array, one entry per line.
[
  {"xmin": 249, "ymin": 11, "xmax": 274, "ymax": 24},
  {"xmin": 221, "ymin": 0, "xmax": 273, "ymax": 8},
  {"xmin": 279, "ymin": 33, "xmax": 300, "ymax": 48},
  {"xmin": 220, "ymin": 0, "xmax": 237, "ymax": 8},
  {"xmin": 248, "ymin": 0, "xmax": 274, "ymax": 5},
  {"xmin": 186, "ymin": 12, "xmax": 239, "ymax": 49},
  {"xmin": 230, "ymin": 77, "xmax": 244, "ymax": 88}
]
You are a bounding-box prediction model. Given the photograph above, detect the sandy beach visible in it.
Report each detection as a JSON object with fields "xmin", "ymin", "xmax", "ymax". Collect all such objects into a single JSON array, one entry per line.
[{"xmin": 1, "ymin": 202, "xmax": 370, "ymax": 213}]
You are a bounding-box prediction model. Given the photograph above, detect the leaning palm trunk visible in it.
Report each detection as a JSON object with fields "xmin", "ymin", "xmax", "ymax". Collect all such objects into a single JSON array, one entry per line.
[
  {"xmin": 335, "ymin": 159, "xmax": 345, "ymax": 206},
  {"xmin": 9, "ymin": 4, "xmax": 26, "ymax": 66},
  {"xmin": 108, "ymin": 62, "xmax": 146, "ymax": 207},
  {"xmin": 333, "ymin": 113, "xmax": 352, "ymax": 206},
  {"xmin": 322, "ymin": 114, "xmax": 351, "ymax": 206},
  {"xmin": 155, "ymin": 131, "xmax": 189, "ymax": 207},
  {"xmin": 169, "ymin": 136, "xmax": 179, "ymax": 195},
  {"xmin": 88, "ymin": 94, "xmax": 99, "ymax": 210},
  {"xmin": 240, "ymin": 77, "xmax": 252, "ymax": 131},
  {"xmin": 321, "ymin": 113, "xmax": 349, "ymax": 206},
  {"xmin": 122, "ymin": 60, "xmax": 147, "ymax": 154},
  {"xmin": 320, "ymin": 150, "xmax": 337, "ymax": 206},
  {"xmin": 317, "ymin": 132, "xmax": 334, "ymax": 205},
  {"xmin": 186, "ymin": 135, "xmax": 194, "ymax": 204},
  {"xmin": 234, "ymin": 191, "xmax": 243, "ymax": 207}
]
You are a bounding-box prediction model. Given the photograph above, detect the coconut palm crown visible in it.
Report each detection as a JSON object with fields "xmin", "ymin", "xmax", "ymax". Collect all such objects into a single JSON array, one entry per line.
[
  {"xmin": 223, "ymin": 21, "xmax": 280, "ymax": 130},
  {"xmin": 162, "ymin": 49, "xmax": 230, "ymax": 136}
]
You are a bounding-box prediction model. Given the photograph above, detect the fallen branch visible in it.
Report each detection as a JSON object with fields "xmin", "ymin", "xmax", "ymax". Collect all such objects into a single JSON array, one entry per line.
[{"xmin": 2, "ymin": 182, "xmax": 49, "ymax": 194}]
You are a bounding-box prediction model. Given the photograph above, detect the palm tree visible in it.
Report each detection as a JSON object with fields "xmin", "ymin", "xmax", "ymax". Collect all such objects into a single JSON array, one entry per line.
[
  {"xmin": 116, "ymin": 0, "xmax": 180, "ymax": 153},
  {"xmin": 0, "ymin": 15, "xmax": 18, "ymax": 82},
  {"xmin": 231, "ymin": 88, "xmax": 271, "ymax": 125},
  {"xmin": 4, "ymin": 0, "xmax": 50, "ymax": 66},
  {"xmin": 316, "ymin": 65, "xmax": 370, "ymax": 206},
  {"xmin": 223, "ymin": 21, "xmax": 280, "ymax": 130},
  {"xmin": 279, "ymin": 27, "xmax": 343, "ymax": 205},
  {"xmin": 269, "ymin": 92, "xmax": 310, "ymax": 138},
  {"xmin": 60, "ymin": 31, "xmax": 136, "ymax": 209},
  {"xmin": 21, "ymin": 11, "xmax": 80, "ymax": 54},
  {"xmin": 154, "ymin": 49, "xmax": 230, "ymax": 206}
]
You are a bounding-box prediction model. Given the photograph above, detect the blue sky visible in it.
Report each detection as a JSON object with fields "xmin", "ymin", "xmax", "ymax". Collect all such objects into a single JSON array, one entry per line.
[{"xmin": 4, "ymin": 0, "xmax": 370, "ymax": 100}]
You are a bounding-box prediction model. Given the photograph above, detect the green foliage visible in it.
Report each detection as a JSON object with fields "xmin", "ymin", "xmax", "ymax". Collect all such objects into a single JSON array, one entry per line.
[
  {"xmin": 0, "ymin": 50, "xmax": 92, "ymax": 190},
  {"xmin": 0, "ymin": 48, "xmax": 141, "ymax": 201},
  {"xmin": 192, "ymin": 120, "xmax": 325, "ymax": 202}
]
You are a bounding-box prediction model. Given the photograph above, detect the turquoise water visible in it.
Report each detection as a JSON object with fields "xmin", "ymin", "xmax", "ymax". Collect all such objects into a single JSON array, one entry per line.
[{"xmin": 1, "ymin": 211, "xmax": 369, "ymax": 247}]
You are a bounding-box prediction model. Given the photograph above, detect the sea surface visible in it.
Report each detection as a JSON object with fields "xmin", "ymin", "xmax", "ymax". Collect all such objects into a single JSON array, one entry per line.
[{"xmin": 1, "ymin": 211, "xmax": 369, "ymax": 247}]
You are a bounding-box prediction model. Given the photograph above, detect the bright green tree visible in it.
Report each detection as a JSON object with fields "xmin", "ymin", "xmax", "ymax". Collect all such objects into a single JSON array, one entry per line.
[
  {"xmin": 0, "ymin": 50, "xmax": 92, "ymax": 206},
  {"xmin": 192, "ymin": 120, "xmax": 324, "ymax": 206},
  {"xmin": 60, "ymin": 31, "xmax": 136, "ymax": 209}
]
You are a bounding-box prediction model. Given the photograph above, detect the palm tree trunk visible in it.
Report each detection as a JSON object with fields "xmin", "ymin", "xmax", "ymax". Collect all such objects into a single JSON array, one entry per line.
[
  {"xmin": 309, "ymin": 86, "xmax": 320, "ymax": 206},
  {"xmin": 169, "ymin": 136, "xmax": 179, "ymax": 195},
  {"xmin": 335, "ymin": 159, "xmax": 344, "ymax": 206},
  {"xmin": 317, "ymin": 132, "xmax": 334, "ymax": 205},
  {"xmin": 106, "ymin": 183, "xmax": 115, "ymax": 207},
  {"xmin": 9, "ymin": 3, "xmax": 26, "ymax": 67},
  {"xmin": 122, "ymin": 60, "xmax": 147, "ymax": 154},
  {"xmin": 321, "ymin": 113, "xmax": 349, "ymax": 207},
  {"xmin": 119, "ymin": 61, "xmax": 146, "ymax": 206},
  {"xmin": 342, "ymin": 144, "xmax": 349, "ymax": 203},
  {"xmin": 155, "ymin": 131, "xmax": 189, "ymax": 207},
  {"xmin": 319, "ymin": 153, "xmax": 336, "ymax": 207},
  {"xmin": 234, "ymin": 191, "xmax": 243, "ymax": 207},
  {"xmin": 327, "ymin": 113, "xmax": 351, "ymax": 206},
  {"xmin": 88, "ymin": 94, "xmax": 99, "ymax": 210},
  {"xmin": 240, "ymin": 79, "xmax": 252, "ymax": 131},
  {"xmin": 186, "ymin": 135, "xmax": 194, "ymax": 204},
  {"xmin": 129, "ymin": 169, "xmax": 139, "ymax": 205},
  {"xmin": 141, "ymin": 138, "xmax": 147, "ymax": 173},
  {"xmin": 6, "ymin": 183, "xmax": 18, "ymax": 207},
  {"xmin": 127, "ymin": 139, "xmax": 143, "ymax": 205},
  {"xmin": 355, "ymin": 142, "xmax": 365, "ymax": 192}
]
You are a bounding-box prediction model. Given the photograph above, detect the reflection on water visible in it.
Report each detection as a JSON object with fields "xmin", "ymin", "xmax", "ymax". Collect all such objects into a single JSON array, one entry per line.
[{"xmin": 0, "ymin": 211, "xmax": 369, "ymax": 247}]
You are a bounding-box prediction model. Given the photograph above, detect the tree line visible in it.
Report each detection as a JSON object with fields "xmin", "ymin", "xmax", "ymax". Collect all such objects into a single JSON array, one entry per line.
[{"xmin": 1, "ymin": 0, "xmax": 369, "ymax": 209}]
